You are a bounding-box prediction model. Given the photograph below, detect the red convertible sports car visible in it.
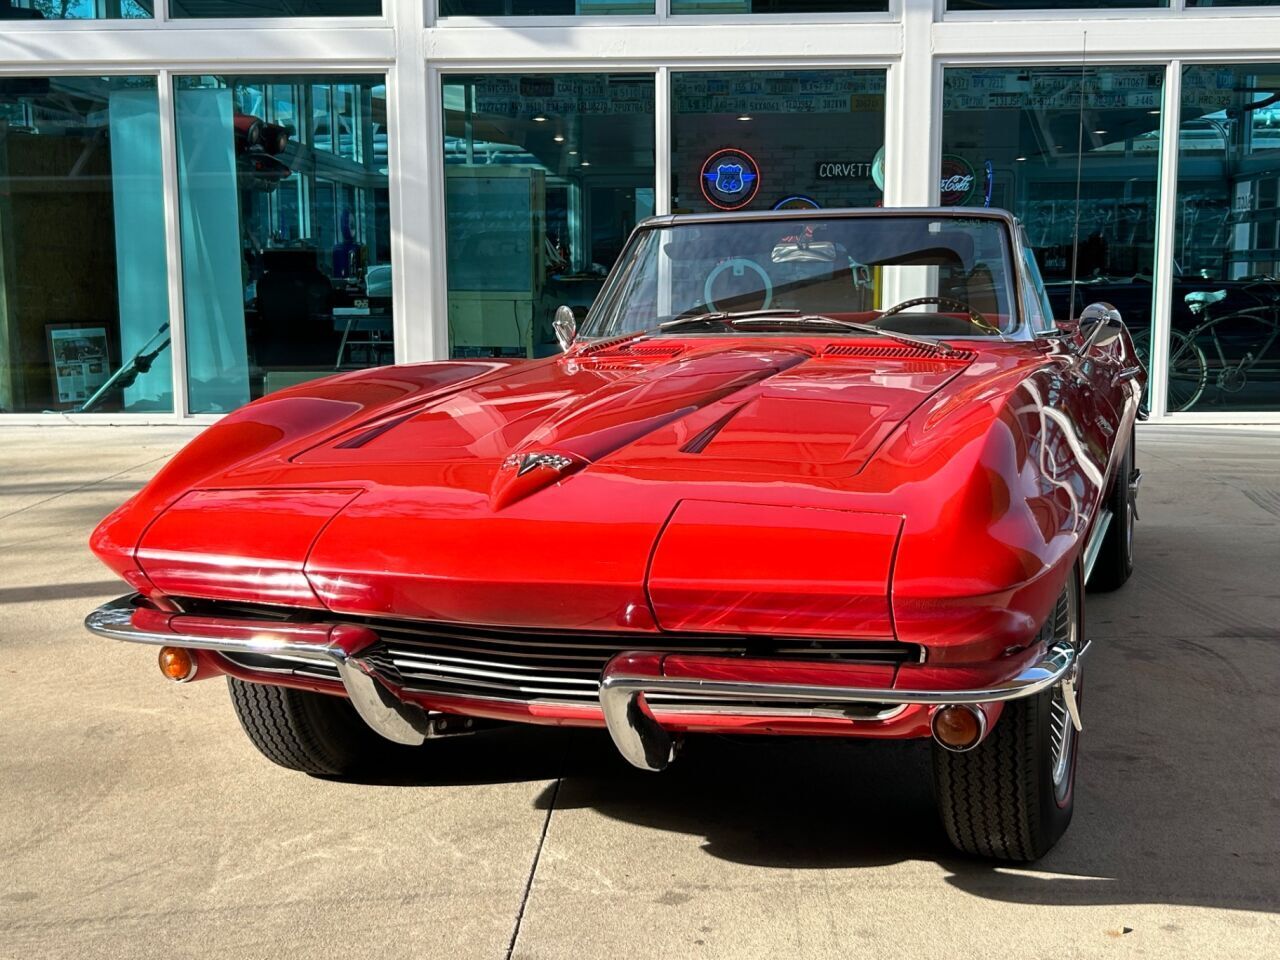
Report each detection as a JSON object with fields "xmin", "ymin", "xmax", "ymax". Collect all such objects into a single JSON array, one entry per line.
[{"xmin": 88, "ymin": 209, "xmax": 1144, "ymax": 861}]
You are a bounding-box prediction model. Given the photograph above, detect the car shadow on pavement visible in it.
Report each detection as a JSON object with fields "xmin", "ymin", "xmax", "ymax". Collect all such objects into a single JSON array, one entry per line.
[
  {"xmin": 550, "ymin": 727, "xmax": 1278, "ymax": 915},
  {"xmin": 349, "ymin": 719, "xmax": 1277, "ymax": 916}
]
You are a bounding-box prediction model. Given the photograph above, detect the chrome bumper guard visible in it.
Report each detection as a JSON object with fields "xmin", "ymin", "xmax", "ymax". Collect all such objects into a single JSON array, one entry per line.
[
  {"xmin": 598, "ymin": 641, "xmax": 1082, "ymax": 771},
  {"xmin": 86, "ymin": 595, "xmax": 436, "ymax": 746}
]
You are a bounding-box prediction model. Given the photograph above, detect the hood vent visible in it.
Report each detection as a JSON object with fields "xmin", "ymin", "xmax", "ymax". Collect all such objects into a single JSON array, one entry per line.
[
  {"xmin": 581, "ymin": 341, "xmax": 687, "ymax": 366},
  {"xmin": 819, "ymin": 343, "xmax": 975, "ymax": 363},
  {"xmin": 575, "ymin": 334, "xmax": 637, "ymax": 356}
]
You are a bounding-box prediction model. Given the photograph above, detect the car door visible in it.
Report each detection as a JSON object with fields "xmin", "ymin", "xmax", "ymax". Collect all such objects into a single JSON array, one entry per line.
[{"xmin": 1018, "ymin": 230, "xmax": 1127, "ymax": 503}]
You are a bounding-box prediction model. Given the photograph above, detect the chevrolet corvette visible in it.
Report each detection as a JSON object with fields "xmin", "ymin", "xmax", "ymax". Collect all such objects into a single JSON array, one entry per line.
[{"xmin": 87, "ymin": 208, "xmax": 1144, "ymax": 860}]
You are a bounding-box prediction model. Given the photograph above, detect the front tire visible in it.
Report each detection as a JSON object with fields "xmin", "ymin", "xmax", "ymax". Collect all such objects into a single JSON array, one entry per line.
[
  {"xmin": 933, "ymin": 577, "xmax": 1082, "ymax": 861},
  {"xmin": 227, "ymin": 677, "xmax": 400, "ymax": 776}
]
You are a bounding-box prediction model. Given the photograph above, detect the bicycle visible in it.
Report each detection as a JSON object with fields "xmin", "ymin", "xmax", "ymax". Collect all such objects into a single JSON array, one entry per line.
[{"xmin": 1132, "ymin": 281, "xmax": 1280, "ymax": 412}]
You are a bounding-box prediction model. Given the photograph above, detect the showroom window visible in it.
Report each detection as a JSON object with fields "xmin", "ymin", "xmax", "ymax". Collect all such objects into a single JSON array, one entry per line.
[
  {"xmin": 671, "ymin": 70, "xmax": 887, "ymax": 215},
  {"xmin": 174, "ymin": 74, "xmax": 392, "ymax": 415},
  {"xmin": 439, "ymin": 0, "xmax": 652, "ymax": 15},
  {"xmin": 948, "ymin": 1, "xmax": 1167, "ymax": 9},
  {"xmin": 1168, "ymin": 63, "xmax": 1280, "ymax": 413},
  {"xmin": 441, "ymin": 73, "xmax": 655, "ymax": 358},
  {"xmin": 670, "ymin": 1, "xmax": 886, "ymax": 13},
  {"xmin": 948, "ymin": 1, "xmax": 1280, "ymax": 8},
  {"xmin": 0, "ymin": 76, "xmax": 170, "ymax": 414},
  {"xmin": 169, "ymin": 0, "xmax": 381, "ymax": 16},
  {"xmin": 941, "ymin": 66, "xmax": 1164, "ymax": 340},
  {"xmin": 0, "ymin": 0, "xmax": 150, "ymax": 18}
]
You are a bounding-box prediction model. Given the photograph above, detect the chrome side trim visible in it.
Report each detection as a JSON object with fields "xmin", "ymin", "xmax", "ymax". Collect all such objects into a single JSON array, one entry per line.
[
  {"xmin": 647, "ymin": 701, "xmax": 909, "ymax": 722},
  {"xmin": 1082, "ymin": 508, "xmax": 1113, "ymax": 585},
  {"xmin": 86, "ymin": 595, "xmax": 430, "ymax": 747},
  {"xmin": 598, "ymin": 641, "xmax": 1078, "ymax": 771}
]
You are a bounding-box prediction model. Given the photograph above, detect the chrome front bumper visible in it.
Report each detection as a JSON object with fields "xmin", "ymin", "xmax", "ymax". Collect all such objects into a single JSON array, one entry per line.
[
  {"xmin": 598, "ymin": 642, "xmax": 1082, "ymax": 771},
  {"xmin": 87, "ymin": 594, "xmax": 1082, "ymax": 771}
]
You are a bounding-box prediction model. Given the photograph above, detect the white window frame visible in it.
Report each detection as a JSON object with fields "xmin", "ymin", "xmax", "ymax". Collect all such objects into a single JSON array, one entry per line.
[{"xmin": 0, "ymin": 0, "xmax": 1278, "ymax": 422}]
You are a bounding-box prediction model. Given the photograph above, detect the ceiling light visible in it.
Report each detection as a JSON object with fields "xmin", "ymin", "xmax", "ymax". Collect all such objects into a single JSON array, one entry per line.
[
  {"xmin": 1015, "ymin": 156, "xmax": 1027, "ymax": 162},
  {"xmin": 533, "ymin": 115, "xmax": 547, "ymax": 122},
  {"xmin": 568, "ymin": 149, "xmax": 578, "ymax": 155},
  {"xmin": 580, "ymin": 160, "xmax": 591, "ymax": 167},
  {"xmin": 1094, "ymin": 129, "xmax": 1108, "ymax": 135},
  {"xmin": 1148, "ymin": 109, "xmax": 1161, "ymax": 115},
  {"xmin": 736, "ymin": 115, "xmax": 753, "ymax": 122},
  {"xmin": 553, "ymin": 134, "xmax": 565, "ymax": 142}
]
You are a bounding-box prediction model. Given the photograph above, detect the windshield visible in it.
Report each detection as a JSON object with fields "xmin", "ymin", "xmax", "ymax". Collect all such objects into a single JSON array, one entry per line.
[{"xmin": 582, "ymin": 215, "xmax": 1022, "ymax": 340}]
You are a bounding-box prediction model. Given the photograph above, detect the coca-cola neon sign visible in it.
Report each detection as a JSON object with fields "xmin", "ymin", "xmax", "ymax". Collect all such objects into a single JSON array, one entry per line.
[{"xmin": 940, "ymin": 155, "xmax": 977, "ymax": 206}]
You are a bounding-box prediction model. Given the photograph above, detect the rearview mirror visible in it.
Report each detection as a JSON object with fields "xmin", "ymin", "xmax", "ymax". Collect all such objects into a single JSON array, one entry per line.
[
  {"xmin": 1076, "ymin": 302, "xmax": 1125, "ymax": 352},
  {"xmin": 553, "ymin": 305, "xmax": 580, "ymax": 352}
]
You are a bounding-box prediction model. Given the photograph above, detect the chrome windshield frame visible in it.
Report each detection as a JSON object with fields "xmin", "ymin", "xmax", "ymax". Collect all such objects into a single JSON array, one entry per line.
[{"xmin": 579, "ymin": 207, "xmax": 1032, "ymax": 345}]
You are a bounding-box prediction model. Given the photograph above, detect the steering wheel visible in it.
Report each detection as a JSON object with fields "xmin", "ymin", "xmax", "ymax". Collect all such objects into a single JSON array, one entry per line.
[
  {"xmin": 704, "ymin": 257, "xmax": 773, "ymax": 313},
  {"xmin": 877, "ymin": 296, "xmax": 999, "ymax": 335}
]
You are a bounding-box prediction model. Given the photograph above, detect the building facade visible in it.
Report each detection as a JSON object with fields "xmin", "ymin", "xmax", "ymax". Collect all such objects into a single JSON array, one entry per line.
[{"xmin": 2, "ymin": 0, "xmax": 1280, "ymax": 423}]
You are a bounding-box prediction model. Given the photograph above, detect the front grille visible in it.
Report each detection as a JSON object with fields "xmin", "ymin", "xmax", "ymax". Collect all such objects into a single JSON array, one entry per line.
[
  {"xmin": 173, "ymin": 598, "xmax": 918, "ymax": 706},
  {"xmin": 359, "ymin": 618, "xmax": 914, "ymax": 705}
]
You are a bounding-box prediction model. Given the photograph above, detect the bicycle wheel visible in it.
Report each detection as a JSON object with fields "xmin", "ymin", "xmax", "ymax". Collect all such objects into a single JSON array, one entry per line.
[
  {"xmin": 1132, "ymin": 327, "xmax": 1208, "ymax": 412},
  {"xmin": 1199, "ymin": 310, "xmax": 1280, "ymax": 398}
]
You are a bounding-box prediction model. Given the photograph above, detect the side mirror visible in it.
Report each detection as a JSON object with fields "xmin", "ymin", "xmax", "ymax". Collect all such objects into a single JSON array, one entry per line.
[
  {"xmin": 553, "ymin": 305, "xmax": 582, "ymax": 352},
  {"xmin": 1076, "ymin": 302, "xmax": 1125, "ymax": 352}
]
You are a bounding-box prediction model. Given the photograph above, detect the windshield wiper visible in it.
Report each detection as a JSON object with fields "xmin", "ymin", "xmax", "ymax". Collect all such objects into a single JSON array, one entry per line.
[
  {"xmin": 658, "ymin": 309, "xmax": 803, "ymax": 332},
  {"xmin": 727, "ymin": 314, "xmax": 959, "ymax": 356}
]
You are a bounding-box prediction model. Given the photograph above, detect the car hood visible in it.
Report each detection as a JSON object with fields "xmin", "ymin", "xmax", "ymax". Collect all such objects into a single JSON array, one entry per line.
[
  {"xmin": 123, "ymin": 337, "xmax": 987, "ymax": 630},
  {"xmin": 290, "ymin": 337, "xmax": 976, "ymax": 488}
]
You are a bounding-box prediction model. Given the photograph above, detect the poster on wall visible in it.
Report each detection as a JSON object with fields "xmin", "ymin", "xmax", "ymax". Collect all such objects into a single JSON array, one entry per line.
[{"xmin": 46, "ymin": 325, "xmax": 111, "ymax": 408}]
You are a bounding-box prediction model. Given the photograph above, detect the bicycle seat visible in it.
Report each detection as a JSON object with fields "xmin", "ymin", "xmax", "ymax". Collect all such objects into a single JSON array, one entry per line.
[{"xmin": 1185, "ymin": 289, "xmax": 1227, "ymax": 314}]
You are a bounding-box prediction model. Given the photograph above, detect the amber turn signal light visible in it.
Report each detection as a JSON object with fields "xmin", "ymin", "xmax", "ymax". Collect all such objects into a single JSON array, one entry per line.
[
  {"xmin": 931, "ymin": 704, "xmax": 985, "ymax": 752},
  {"xmin": 158, "ymin": 646, "xmax": 197, "ymax": 682}
]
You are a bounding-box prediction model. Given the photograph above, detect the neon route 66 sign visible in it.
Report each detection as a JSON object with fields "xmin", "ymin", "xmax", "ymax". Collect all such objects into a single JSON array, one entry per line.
[{"xmin": 700, "ymin": 148, "xmax": 761, "ymax": 211}]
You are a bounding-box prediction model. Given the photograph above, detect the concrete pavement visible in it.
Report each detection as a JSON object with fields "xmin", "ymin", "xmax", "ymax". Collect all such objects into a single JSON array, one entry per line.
[{"xmin": 1, "ymin": 424, "xmax": 1277, "ymax": 959}]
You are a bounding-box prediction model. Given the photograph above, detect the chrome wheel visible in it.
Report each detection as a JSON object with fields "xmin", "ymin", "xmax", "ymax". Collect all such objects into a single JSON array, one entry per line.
[{"xmin": 1048, "ymin": 577, "xmax": 1080, "ymax": 796}]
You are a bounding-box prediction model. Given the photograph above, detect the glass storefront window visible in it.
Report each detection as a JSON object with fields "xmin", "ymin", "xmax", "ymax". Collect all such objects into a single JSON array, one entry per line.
[
  {"xmin": 439, "ymin": 0, "xmax": 652, "ymax": 15},
  {"xmin": 441, "ymin": 73, "xmax": 655, "ymax": 358},
  {"xmin": 948, "ymin": 0, "xmax": 1280, "ymax": 8},
  {"xmin": 1169, "ymin": 63, "xmax": 1280, "ymax": 413},
  {"xmin": 941, "ymin": 66, "xmax": 1164, "ymax": 346},
  {"xmin": 0, "ymin": 76, "xmax": 171, "ymax": 413},
  {"xmin": 671, "ymin": 70, "xmax": 887, "ymax": 215},
  {"xmin": 174, "ymin": 74, "xmax": 393, "ymax": 414},
  {"xmin": 169, "ymin": 0, "xmax": 380, "ymax": 16},
  {"xmin": 0, "ymin": 0, "xmax": 150, "ymax": 18},
  {"xmin": 948, "ymin": 2, "xmax": 1166, "ymax": 9},
  {"xmin": 671, "ymin": 1, "xmax": 885, "ymax": 12}
]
